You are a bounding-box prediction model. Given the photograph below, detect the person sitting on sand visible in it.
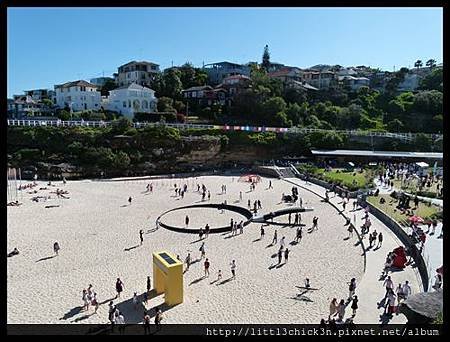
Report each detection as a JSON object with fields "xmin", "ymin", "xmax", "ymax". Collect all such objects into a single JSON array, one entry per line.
[{"xmin": 7, "ymin": 248, "xmax": 20, "ymax": 257}]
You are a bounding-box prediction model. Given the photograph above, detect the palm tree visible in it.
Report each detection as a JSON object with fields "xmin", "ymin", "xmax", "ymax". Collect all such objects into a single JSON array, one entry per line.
[
  {"xmin": 414, "ymin": 60, "xmax": 423, "ymax": 70},
  {"xmin": 426, "ymin": 59, "xmax": 436, "ymax": 69}
]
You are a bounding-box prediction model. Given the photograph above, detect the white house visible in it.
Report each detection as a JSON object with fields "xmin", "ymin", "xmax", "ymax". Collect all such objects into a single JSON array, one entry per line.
[
  {"xmin": 104, "ymin": 83, "xmax": 157, "ymax": 118},
  {"xmin": 54, "ymin": 80, "xmax": 101, "ymax": 112},
  {"xmin": 398, "ymin": 73, "xmax": 423, "ymax": 92},
  {"xmin": 339, "ymin": 76, "xmax": 370, "ymax": 91}
]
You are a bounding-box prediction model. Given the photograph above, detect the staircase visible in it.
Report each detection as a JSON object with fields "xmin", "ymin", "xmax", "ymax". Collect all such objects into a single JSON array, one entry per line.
[{"xmin": 277, "ymin": 167, "xmax": 296, "ymax": 179}]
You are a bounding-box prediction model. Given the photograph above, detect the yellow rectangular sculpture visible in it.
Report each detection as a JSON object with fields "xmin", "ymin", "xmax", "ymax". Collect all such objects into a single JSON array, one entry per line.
[{"xmin": 152, "ymin": 251, "xmax": 183, "ymax": 306}]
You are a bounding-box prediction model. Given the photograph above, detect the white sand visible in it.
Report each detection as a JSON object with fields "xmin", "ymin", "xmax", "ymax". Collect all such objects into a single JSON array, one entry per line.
[{"xmin": 7, "ymin": 176, "xmax": 365, "ymax": 324}]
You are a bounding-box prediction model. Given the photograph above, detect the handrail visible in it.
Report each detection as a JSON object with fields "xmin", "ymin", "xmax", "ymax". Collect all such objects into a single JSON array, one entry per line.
[{"xmin": 6, "ymin": 119, "xmax": 442, "ymax": 141}]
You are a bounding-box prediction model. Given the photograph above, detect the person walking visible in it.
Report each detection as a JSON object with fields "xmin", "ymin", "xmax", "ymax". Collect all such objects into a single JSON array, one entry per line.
[
  {"xmin": 185, "ymin": 253, "xmax": 192, "ymax": 271},
  {"xmin": 383, "ymin": 276, "xmax": 394, "ymax": 300},
  {"xmin": 230, "ymin": 260, "xmax": 236, "ymax": 279},
  {"xmin": 91, "ymin": 292, "xmax": 99, "ymax": 313},
  {"xmin": 284, "ymin": 248, "xmax": 290, "ymax": 263},
  {"xmin": 348, "ymin": 278, "xmax": 357, "ymax": 300},
  {"xmin": 128, "ymin": 196, "xmax": 132, "ymax": 205},
  {"xmin": 402, "ymin": 280, "xmax": 412, "ymax": 300},
  {"xmin": 154, "ymin": 307, "xmax": 163, "ymax": 331},
  {"xmin": 82, "ymin": 289, "xmax": 90, "ymax": 311},
  {"xmin": 347, "ymin": 225, "xmax": 353, "ymax": 239},
  {"xmin": 272, "ymin": 230, "xmax": 278, "ymax": 245},
  {"xmin": 185, "ymin": 215, "xmax": 190, "ymax": 228},
  {"xmin": 147, "ymin": 276, "xmax": 151, "ymax": 293},
  {"xmin": 143, "ymin": 311, "xmax": 151, "ymax": 335},
  {"xmin": 53, "ymin": 241, "xmax": 60, "ymax": 256},
  {"xmin": 239, "ymin": 191, "xmax": 242, "ymax": 201},
  {"xmin": 351, "ymin": 296, "xmax": 359, "ymax": 316},
  {"xmin": 260, "ymin": 226, "xmax": 265, "ymax": 239},
  {"xmin": 337, "ymin": 299, "xmax": 346, "ymax": 321},
  {"xmin": 205, "ymin": 224, "xmax": 210, "ymax": 238},
  {"xmin": 139, "ymin": 229, "xmax": 144, "ymax": 245},
  {"xmin": 133, "ymin": 292, "xmax": 139, "ymax": 310},
  {"xmin": 204, "ymin": 258, "xmax": 210, "ymax": 277},
  {"xmin": 199, "ymin": 242, "xmax": 206, "ymax": 259},
  {"xmin": 277, "ymin": 248, "xmax": 283, "ymax": 264},
  {"xmin": 217, "ymin": 270, "xmax": 222, "ymax": 282},
  {"xmin": 115, "ymin": 278, "xmax": 124, "ymax": 298},
  {"xmin": 280, "ymin": 236, "xmax": 286, "ymax": 250},
  {"xmin": 329, "ymin": 298, "xmax": 338, "ymax": 320},
  {"xmin": 377, "ymin": 232, "xmax": 383, "ymax": 248}
]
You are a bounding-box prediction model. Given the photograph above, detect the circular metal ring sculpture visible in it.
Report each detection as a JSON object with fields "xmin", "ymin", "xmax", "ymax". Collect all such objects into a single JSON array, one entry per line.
[{"xmin": 156, "ymin": 203, "xmax": 313, "ymax": 234}]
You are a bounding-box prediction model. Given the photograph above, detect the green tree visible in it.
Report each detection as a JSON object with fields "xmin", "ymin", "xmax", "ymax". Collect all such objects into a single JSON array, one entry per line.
[
  {"xmin": 100, "ymin": 79, "xmax": 118, "ymax": 96},
  {"xmin": 426, "ymin": 59, "xmax": 436, "ymax": 69},
  {"xmin": 112, "ymin": 151, "xmax": 131, "ymax": 170},
  {"xmin": 57, "ymin": 110, "xmax": 71, "ymax": 121},
  {"xmin": 414, "ymin": 60, "xmax": 423, "ymax": 70},
  {"xmin": 262, "ymin": 44, "xmax": 271, "ymax": 71},
  {"xmin": 413, "ymin": 133, "xmax": 432, "ymax": 151},
  {"xmin": 157, "ymin": 97, "xmax": 176, "ymax": 113},
  {"xmin": 286, "ymin": 103, "xmax": 304, "ymax": 126},
  {"xmin": 419, "ymin": 68, "xmax": 443, "ymax": 91},
  {"xmin": 386, "ymin": 119, "xmax": 404, "ymax": 132}
]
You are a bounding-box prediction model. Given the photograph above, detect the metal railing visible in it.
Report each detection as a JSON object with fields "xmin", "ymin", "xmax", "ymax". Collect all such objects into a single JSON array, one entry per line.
[{"xmin": 7, "ymin": 119, "xmax": 442, "ymax": 142}]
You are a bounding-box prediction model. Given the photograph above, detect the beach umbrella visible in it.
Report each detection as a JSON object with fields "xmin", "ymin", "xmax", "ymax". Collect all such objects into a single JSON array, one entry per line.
[{"xmin": 409, "ymin": 215, "xmax": 424, "ymax": 223}]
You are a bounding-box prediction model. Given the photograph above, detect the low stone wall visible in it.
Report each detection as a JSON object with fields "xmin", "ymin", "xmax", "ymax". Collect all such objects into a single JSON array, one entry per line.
[{"xmin": 364, "ymin": 201, "xmax": 429, "ymax": 292}]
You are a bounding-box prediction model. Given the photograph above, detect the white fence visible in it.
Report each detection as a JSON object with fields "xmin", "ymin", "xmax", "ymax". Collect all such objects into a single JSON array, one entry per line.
[{"xmin": 7, "ymin": 119, "xmax": 442, "ymax": 142}]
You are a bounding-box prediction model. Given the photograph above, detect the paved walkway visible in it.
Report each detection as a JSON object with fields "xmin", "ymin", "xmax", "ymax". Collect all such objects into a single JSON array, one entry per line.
[
  {"xmin": 373, "ymin": 179, "xmax": 443, "ymax": 290},
  {"xmin": 284, "ymin": 177, "xmax": 423, "ymax": 324}
]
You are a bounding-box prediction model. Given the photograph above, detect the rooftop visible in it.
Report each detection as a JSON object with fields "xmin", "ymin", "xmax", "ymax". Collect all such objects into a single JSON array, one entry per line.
[{"xmin": 55, "ymin": 80, "xmax": 98, "ymax": 89}]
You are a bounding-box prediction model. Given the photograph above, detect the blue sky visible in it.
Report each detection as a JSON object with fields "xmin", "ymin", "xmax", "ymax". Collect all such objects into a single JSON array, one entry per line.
[{"xmin": 7, "ymin": 7, "xmax": 443, "ymax": 97}]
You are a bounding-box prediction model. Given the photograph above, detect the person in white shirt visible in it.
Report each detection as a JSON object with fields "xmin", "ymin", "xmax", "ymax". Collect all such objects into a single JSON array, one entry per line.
[
  {"xmin": 383, "ymin": 276, "xmax": 394, "ymax": 299},
  {"xmin": 115, "ymin": 311, "xmax": 125, "ymax": 334},
  {"xmin": 402, "ymin": 281, "xmax": 412, "ymax": 299}
]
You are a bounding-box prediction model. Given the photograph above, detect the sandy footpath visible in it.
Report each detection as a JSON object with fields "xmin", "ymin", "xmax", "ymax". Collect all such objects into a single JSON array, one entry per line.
[{"xmin": 7, "ymin": 175, "xmax": 364, "ymax": 324}]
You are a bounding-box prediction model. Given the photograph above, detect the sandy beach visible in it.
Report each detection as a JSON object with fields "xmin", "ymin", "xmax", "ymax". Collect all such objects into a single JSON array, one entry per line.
[{"xmin": 7, "ymin": 175, "xmax": 366, "ymax": 324}]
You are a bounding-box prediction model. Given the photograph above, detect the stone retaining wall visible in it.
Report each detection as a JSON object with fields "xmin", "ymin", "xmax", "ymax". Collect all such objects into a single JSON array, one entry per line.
[{"xmin": 364, "ymin": 201, "xmax": 429, "ymax": 292}]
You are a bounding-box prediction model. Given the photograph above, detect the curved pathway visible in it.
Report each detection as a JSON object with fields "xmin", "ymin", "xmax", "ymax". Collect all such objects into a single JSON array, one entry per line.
[{"xmin": 284, "ymin": 177, "xmax": 422, "ymax": 324}]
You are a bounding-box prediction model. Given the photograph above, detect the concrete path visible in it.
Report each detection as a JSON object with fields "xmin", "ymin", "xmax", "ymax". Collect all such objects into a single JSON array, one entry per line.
[
  {"xmin": 373, "ymin": 179, "xmax": 443, "ymax": 290},
  {"xmin": 284, "ymin": 177, "xmax": 423, "ymax": 324}
]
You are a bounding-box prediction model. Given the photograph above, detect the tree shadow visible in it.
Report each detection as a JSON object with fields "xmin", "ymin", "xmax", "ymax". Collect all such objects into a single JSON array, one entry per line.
[
  {"xmin": 124, "ymin": 245, "xmax": 140, "ymax": 252},
  {"xmin": 36, "ymin": 255, "xmax": 56, "ymax": 263},
  {"xmin": 60, "ymin": 306, "xmax": 83, "ymax": 320},
  {"xmin": 290, "ymin": 241, "xmax": 298, "ymax": 246},
  {"xmin": 189, "ymin": 276, "xmax": 206, "ymax": 286},
  {"xmin": 217, "ymin": 277, "xmax": 234, "ymax": 285}
]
